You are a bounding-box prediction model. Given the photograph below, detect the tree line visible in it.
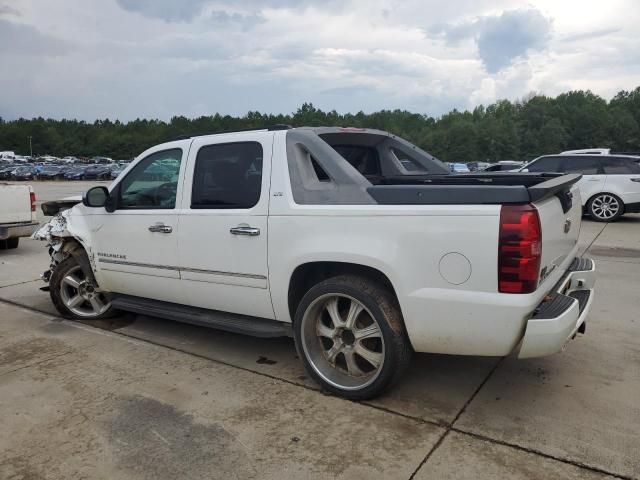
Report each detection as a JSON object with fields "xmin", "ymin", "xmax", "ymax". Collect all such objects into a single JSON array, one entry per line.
[{"xmin": 1, "ymin": 87, "xmax": 639, "ymax": 163}]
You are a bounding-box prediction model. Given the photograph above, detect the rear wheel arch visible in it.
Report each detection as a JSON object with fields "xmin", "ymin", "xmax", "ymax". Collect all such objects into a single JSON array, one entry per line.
[{"xmin": 287, "ymin": 261, "xmax": 401, "ymax": 324}]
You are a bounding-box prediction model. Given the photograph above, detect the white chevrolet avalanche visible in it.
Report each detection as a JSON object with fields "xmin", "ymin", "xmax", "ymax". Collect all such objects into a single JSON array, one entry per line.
[{"xmin": 35, "ymin": 126, "xmax": 596, "ymax": 399}]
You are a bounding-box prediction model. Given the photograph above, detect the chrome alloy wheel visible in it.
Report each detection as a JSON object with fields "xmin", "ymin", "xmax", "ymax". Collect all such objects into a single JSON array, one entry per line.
[
  {"xmin": 591, "ymin": 194, "xmax": 621, "ymax": 220},
  {"xmin": 58, "ymin": 265, "xmax": 111, "ymax": 317},
  {"xmin": 300, "ymin": 294, "xmax": 385, "ymax": 390}
]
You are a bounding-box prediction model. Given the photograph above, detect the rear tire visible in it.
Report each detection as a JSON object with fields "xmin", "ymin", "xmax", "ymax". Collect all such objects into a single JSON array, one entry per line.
[
  {"xmin": 50, "ymin": 256, "xmax": 115, "ymax": 320},
  {"xmin": 588, "ymin": 193, "xmax": 624, "ymax": 222},
  {"xmin": 293, "ymin": 275, "xmax": 412, "ymax": 400}
]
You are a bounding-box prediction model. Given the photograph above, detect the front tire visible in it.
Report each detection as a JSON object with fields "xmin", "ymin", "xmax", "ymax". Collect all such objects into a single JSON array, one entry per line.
[
  {"xmin": 294, "ymin": 275, "xmax": 412, "ymax": 400},
  {"xmin": 50, "ymin": 256, "xmax": 114, "ymax": 319},
  {"xmin": 588, "ymin": 193, "xmax": 624, "ymax": 222}
]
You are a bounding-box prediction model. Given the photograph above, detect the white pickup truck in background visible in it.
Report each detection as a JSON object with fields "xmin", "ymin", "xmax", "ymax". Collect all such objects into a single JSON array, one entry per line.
[
  {"xmin": 35, "ymin": 126, "xmax": 596, "ymax": 399},
  {"xmin": 0, "ymin": 183, "xmax": 38, "ymax": 249}
]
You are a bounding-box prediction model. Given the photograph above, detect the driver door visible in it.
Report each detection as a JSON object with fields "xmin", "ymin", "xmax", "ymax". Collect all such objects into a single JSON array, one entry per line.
[{"xmin": 89, "ymin": 144, "xmax": 189, "ymax": 305}]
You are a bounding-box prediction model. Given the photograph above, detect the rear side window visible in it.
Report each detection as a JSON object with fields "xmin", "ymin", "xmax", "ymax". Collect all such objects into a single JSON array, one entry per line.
[
  {"xmin": 527, "ymin": 157, "xmax": 562, "ymax": 172},
  {"xmin": 191, "ymin": 142, "xmax": 263, "ymax": 209},
  {"xmin": 561, "ymin": 156, "xmax": 600, "ymax": 174},
  {"xmin": 601, "ymin": 157, "xmax": 640, "ymax": 174},
  {"xmin": 391, "ymin": 148, "xmax": 428, "ymax": 173}
]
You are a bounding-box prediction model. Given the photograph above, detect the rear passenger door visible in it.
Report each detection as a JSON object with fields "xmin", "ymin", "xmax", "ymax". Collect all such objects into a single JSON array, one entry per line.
[
  {"xmin": 600, "ymin": 156, "xmax": 640, "ymax": 204},
  {"xmin": 177, "ymin": 133, "xmax": 275, "ymax": 319},
  {"xmin": 559, "ymin": 156, "xmax": 604, "ymax": 204}
]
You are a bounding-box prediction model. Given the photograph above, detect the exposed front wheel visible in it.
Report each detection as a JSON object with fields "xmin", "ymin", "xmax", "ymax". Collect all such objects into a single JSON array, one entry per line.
[
  {"xmin": 294, "ymin": 275, "xmax": 411, "ymax": 400},
  {"xmin": 588, "ymin": 193, "xmax": 624, "ymax": 222},
  {"xmin": 50, "ymin": 256, "xmax": 114, "ymax": 319}
]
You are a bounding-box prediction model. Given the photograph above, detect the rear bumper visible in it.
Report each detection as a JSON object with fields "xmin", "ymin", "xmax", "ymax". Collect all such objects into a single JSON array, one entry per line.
[
  {"xmin": 0, "ymin": 221, "xmax": 39, "ymax": 240},
  {"xmin": 517, "ymin": 258, "xmax": 596, "ymax": 358}
]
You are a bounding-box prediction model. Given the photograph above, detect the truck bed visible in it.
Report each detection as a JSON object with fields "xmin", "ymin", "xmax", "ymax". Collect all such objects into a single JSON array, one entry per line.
[{"xmin": 367, "ymin": 173, "xmax": 581, "ymax": 206}]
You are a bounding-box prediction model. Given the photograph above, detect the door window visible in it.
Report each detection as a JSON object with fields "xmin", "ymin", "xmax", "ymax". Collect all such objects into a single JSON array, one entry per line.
[
  {"xmin": 118, "ymin": 148, "xmax": 182, "ymax": 209},
  {"xmin": 561, "ymin": 156, "xmax": 601, "ymax": 174},
  {"xmin": 600, "ymin": 157, "xmax": 640, "ymax": 174},
  {"xmin": 191, "ymin": 142, "xmax": 263, "ymax": 209},
  {"xmin": 526, "ymin": 156, "xmax": 562, "ymax": 172}
]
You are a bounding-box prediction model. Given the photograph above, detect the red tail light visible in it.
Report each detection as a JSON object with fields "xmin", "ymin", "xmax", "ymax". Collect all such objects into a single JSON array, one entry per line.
[
  {"xmin": 30, "ymin": 191, "xmax": 36, "ymax": 212},
  {"xmin": 498, "ymin": 204, "xmax": 541, "ymax": 294}
]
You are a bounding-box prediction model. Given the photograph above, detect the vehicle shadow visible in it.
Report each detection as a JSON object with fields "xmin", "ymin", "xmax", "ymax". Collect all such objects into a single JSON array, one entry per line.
[{"xmin": 110, "ymin": 312, "xmax": 500, "ymax": 425}]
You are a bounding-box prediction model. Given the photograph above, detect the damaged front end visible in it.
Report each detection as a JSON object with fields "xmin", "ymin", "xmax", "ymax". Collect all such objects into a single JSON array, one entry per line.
[{"xmin": 32, "ymin": 199, "xmax": 89, "ymax": 286}]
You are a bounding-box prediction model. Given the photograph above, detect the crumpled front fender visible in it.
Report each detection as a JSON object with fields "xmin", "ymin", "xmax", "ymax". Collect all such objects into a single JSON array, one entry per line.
[
  {"xmin": 32, "ymin": 204, "xmax": 96, "ymax": 283},
  {"xmin": 32, "ymin": 210, "xmax": 73, "ymax": 241}
]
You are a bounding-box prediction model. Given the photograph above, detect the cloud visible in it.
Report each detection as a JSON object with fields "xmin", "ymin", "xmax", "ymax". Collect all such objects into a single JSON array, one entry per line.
[
  {"xmin": 0, "ymin": 0, "xmax": 638, "ymax": 121},
  {"xmin": 0, "ymin": 4, "xmax": 20, "ymax": 16},
  {"xmin": 432, "ymin": 8, "xmax": 552, "ymax": 73},
  {"xmin": 115, "ymin": 0, "xmax": 209, "ymax": 22},
  {"xmin": 561, "ymin": 27, "xmax": 621, "ymax": 43},
  {"xmin": 210, "ymin": 10, "xmax": 265, "ymax": 31},
  {"xmin": 0, "ymin": 19, "xmax": 69, "ymax": 56}
]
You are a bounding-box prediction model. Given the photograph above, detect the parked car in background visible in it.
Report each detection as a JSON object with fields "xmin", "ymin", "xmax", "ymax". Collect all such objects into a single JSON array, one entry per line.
[
  {"xmin": 0, "ymin": 183, "xmax": 38, "ymax": 249},
  {"xmin": 561, "ymin": 148, "xmax": 610, "ymax": 155},
  {"xmin": 61, "ymin": 156, "xmax": 80, "ymax": 164},
  {"xmin": 0, "ymin": 165, "xmax": 17, "ymax": 180},
  {"xmin": 482, "ymin": 161, "xmax": 524, "ymax": 172},
  {"xmin": 110, "ymin": 165, "xmax": 126, "ymax": 179},
  {"xmin": 84, "ymin": 164, "xmax": 113, "ymax": 180},
  {"xmin": 467, "ymin": 161, "xmax": 490, "ymax": 171},
  {"xmin": 38, "ymin": 166, "xmax": 65, "ymax": 180},
  {"xmin": 521, "ymin": 154, "xmax": 640, "ymax": 221},
  {"xmin": 12, "ymin": 165, "xmax": 38, "ymax": 180},
  {"xmin": 449, "ymin": 162, "xmax": 470, "ymax": 173},
  {"xmin": 90, "ymin": 156, "xmax": 113, "ymax": 164},
  {"xmin": 64, "ymin": 166, "xmax": 89, "ymax": 180}
]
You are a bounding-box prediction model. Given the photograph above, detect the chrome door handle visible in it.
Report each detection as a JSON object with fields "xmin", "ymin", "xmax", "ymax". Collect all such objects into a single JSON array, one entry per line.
[
  {"xmin": 148, "ymin": 223, "xmax": 172, "ymax": 233},
  {"xmin": 631, "ymin": 178, "xmax": 640, "ymax": 183},
  {"xmin": 230, "ymin": 226, "xmax": 260, "ymax": 236},
  {"xmin": 587, "ymin": 178, "xmax": 600, "ymax": 182}
]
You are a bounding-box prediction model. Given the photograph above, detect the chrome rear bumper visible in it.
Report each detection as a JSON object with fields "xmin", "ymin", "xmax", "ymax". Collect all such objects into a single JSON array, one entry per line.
[{"xmin": 518, "ymin": 258, "xmax": 596, "ymax": 358}]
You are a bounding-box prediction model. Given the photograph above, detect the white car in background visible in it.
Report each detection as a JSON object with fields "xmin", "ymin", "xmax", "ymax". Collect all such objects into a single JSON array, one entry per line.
[
  {"xmin": 561, "ymin": 148, "xmax": 610, "ymax": 155},
  {"xmin": 521, "ymin": 154, "xmax": 640, "ymax": 221}
]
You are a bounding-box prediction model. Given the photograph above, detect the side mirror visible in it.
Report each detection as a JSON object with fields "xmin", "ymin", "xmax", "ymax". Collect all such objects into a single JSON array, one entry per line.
[
  {"xmin": 521, "ymin": 168, "xmax": 529, "ymax": 173},
  {"xmin": 82, "ymin": 186, "xmax": 109, "ymax": 208}
]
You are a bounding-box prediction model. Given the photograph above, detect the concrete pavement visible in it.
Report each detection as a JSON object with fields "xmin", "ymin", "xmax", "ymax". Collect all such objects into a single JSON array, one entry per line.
[{"xmin": 0, "ymin": 182, "xmax": 638, "ymax": 479}]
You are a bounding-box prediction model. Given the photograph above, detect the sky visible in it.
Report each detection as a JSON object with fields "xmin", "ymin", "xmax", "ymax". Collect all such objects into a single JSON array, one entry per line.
[{"xmin": 1, "ymin": 0, "xmax": 639, "ymax": 121}]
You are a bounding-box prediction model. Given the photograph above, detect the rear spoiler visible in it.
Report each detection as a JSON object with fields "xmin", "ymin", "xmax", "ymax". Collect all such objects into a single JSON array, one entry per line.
[
  {"xmin": 527, "ymin": 174, "xmax": 581, "ymax": 203},
  {"xmin": 367, "ymin": 174, "xmax": 582, "ymax": 206}
]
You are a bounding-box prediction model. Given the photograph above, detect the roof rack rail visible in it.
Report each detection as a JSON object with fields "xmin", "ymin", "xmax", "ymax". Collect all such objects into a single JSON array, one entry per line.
[{"xmin": 171, "ymin": 124, "xmax": 292, "ymax": 141}]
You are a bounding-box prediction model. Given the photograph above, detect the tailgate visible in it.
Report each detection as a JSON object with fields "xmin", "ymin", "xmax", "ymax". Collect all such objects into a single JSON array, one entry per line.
[
  {"xmin": 532, "ymin": 181, "xmax": 582, "ymax": 286},
  {"xmin": 0, "ymin": 184, "xmax": 33, "ymax": 223}
]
